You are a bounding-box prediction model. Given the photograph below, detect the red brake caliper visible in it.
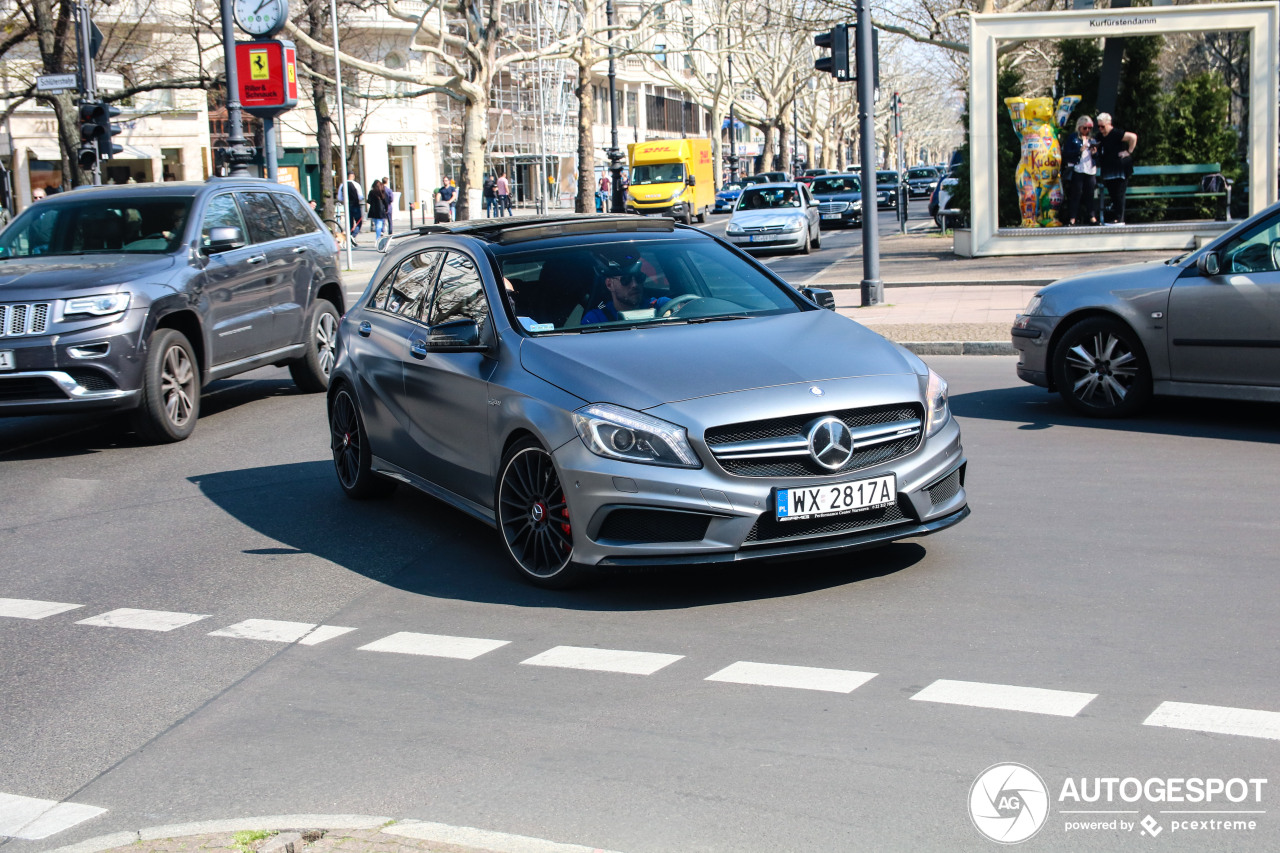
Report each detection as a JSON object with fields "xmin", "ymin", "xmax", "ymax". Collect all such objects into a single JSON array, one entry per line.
[{"xmin": 559, "ymin": 492, "xmax": 571, "ymax": 550}]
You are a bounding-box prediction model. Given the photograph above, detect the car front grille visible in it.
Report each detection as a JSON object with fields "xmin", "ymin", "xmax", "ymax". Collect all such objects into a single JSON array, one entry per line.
[
  {"xmin": 819, "ymin": 202, "xmax": 850, "ymax": 214},
  {"xmin": 704, "ymin": 403, "xmax": 924, "ymax": 478},
  {"xmin": 0, "ymin": 302, "xmax": 52, "ymax": 337},
  {"xmin": 741, "ymin": 225, "xmax": 787, "ymax": 234},
  {"xmin": 926, "ymin": 468, "xmax": 961, "ymax": 509},
  {"xmin": 595, "ymin": 508, "xmax": 712, "ymax": 543},
  {"xmin": 743, "ymin": 499, "xmax": 911, "ymax": 544},
  {"xmin": 0, "ymin": 376, "xmax": 65, "ymax": 402}
]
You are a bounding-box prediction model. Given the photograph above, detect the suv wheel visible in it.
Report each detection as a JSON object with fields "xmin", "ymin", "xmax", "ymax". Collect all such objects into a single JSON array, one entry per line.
[
  {"xmin": 132, "ymin": 328, "xmax": 200, "ymax": 443},
  {"xmin": 290, "ymin": 300, "xmax": 340, "ymax": 393},
  {"xmin": 1052, "ymin": 317, "xmax": 1152, "ymax": 417},
  {"xmin": 329, "ymin": 385, "xmax": 396, "ymax": 499},
  {"xmin": 496, "ymin": 438, "xmax": 586, "ymax": 588}
]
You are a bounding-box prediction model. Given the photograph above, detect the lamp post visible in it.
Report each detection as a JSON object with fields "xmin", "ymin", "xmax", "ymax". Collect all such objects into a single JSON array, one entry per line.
[
  {"xmin": 330, "ymin": 0, "xmax": 352, "ymax": 268},
  {"xmin": 726, "ymin": 49, "xmax": 739, "ymax": 183},
  {"xmin": 606, "ymin": 0, "xmax": 625, "ymax": 213},
  {"xmin": 218, "ymin": 0, "xmax": 252, "ymax": 177}
]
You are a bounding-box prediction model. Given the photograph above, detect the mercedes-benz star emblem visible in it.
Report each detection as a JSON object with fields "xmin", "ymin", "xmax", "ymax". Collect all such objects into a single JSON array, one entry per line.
[
  {"xmin": 807, "ymin": 417, "xmax": 854, "ymax": 471},
  {"xmin": 809, "ymin": 386, "xmax": 824, "ymax": 397}
]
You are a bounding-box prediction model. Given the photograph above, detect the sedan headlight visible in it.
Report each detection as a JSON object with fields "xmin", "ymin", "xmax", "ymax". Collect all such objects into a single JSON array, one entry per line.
[
  {"xmin": 64, "ymin": 293, "xmax": 131, "ymax": 317},
  {"xmin": 725, "ymin": 223, "xmax": 745, "ymax": 235},
  {"xmin": 781, "ymin": 220, "xmax": 803, "ymax": 232},
  {"xmin": 852, "ymin": 200, "xmax": 862, "ymax": 210},
  {"xmin": 924, "ymin": 369, "xmax": 950, "ymax": 438},
  {"xmin": 1022, "ymin": 294, "xmax": 1043, "ymax": 316},
  {"xmin": 573, "ymin": 403, "xmax": 700, "ymax": 468}
]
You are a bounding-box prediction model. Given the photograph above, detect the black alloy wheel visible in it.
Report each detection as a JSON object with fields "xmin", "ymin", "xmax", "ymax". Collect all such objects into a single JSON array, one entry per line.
[
  {"xmin": 1052, "ymin": 317, "xmax": 1152, "ymax": 417},
  {"xmin": 329, "ymin": 386, "xmax": 396, "ymax": 498},
  {"xmin": 497, "ymin": 439, "xmax": 585, "ymax": 588}
]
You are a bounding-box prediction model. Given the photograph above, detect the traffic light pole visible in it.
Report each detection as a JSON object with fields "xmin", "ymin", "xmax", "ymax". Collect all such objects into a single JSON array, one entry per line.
[
  {"xmin": 75, "ymin": 0, "xmax": 100, "ymax": 185},
  {"xmin": 606, "ymin": 0, "xmax": 625, "ymax": 214},
  {"xmin": 854, "ymin": 2, "xmax": 883, "ymax": 306}
]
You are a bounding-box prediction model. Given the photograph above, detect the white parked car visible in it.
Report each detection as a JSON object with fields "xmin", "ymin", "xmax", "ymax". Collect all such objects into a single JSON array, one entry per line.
[{"xmin": 724, "ymin": 183, "xmax": 821, "ymax": 255}]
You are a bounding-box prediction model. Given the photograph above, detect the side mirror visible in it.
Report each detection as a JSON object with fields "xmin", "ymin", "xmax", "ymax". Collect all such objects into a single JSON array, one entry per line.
[
  {"xmin": 202, "ymin": 226, "xmax": 245, "ymax": 254},
  {"xmin": 1197, "ymin": 251, "xmax": 1221, "ymax": 277},
  {"xmin": 686, "ymin": 175, "xmax": 696, "ymax": 186},
  {"xmin": 427, "ymin": 318, "xmax": 486, "ymax": 351},
  {"xmin": 801, "ymin": 286, "xmax": 837, "ymax": 310}
]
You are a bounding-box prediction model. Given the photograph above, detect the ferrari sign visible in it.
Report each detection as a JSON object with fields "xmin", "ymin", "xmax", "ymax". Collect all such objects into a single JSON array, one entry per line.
[{"xmin": 234, "ymin": 39, "xmax": 298, "ymax": 117}]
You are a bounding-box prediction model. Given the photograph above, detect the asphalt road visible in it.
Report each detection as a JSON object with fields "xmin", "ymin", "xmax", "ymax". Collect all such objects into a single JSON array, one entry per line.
[{"xmin": 2, "ymin": 354, "xmax": 1277, "ymax": 852}]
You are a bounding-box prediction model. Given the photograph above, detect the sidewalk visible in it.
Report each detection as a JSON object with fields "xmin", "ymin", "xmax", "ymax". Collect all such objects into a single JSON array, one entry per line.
[{"xmin": 337, "ymin": 222, "xmax": 1176, "ymax": 351}]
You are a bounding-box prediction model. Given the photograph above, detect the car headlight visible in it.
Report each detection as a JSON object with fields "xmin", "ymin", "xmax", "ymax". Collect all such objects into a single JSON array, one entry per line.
[
  {"xmin": 852, "ymin": 200, "xmax": 862, "ymax": 210},
  {"xmin": 726, "ymin": 223, "xmax": 745, "ymax": 235},
  {"xmin": 782, "ymin": 220, "xmax": 803, "ymax": 232},
  {"xmin": 572, "ymin": 403, "xmax": 701, "ymax": 468},
  {"xmin": 1021, "ymin": 294, "xmax": 1043, "ymax": 316},
  {"xmin": 924, "ymin": 369, "xmax": 950, "ymax": 438},
  {"xmin": 64, "ymin": 293, "xmax": 131, "ymax": 317}
]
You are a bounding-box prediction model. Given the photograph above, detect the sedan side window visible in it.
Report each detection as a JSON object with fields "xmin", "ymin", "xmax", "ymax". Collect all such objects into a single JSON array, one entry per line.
[
  {"xmin": 237, "ymin": 192, "xmax": 289, "ymax": 244},
  {"xmin": 369, "ymin": 250, "xmax": 443, "ymax": 316},
  {"xmin": 201, "ymin": 194, "xmax": 247, "ymax": 247},
  {"xmin": 425, "ymin": 252, "xmax": 490, "ymax": 328},
  {"xmin": 1219, "ymin": 211, "xmax": 1280, "ymax": 273}
]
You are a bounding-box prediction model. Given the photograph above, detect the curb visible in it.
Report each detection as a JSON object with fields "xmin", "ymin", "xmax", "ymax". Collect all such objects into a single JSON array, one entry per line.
[
  {"xmin": 43, "ymin": 815, "xmax": 622, "ymax": 853},
  {"xmin": 898, "ymin": 341, "xmax": 1017, "ymax": 356}
]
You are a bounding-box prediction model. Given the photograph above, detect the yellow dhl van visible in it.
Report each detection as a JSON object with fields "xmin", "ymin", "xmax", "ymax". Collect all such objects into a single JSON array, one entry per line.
[{"xmin": 625, "ymin": 139, "xmax": 715, "ymax": 224}]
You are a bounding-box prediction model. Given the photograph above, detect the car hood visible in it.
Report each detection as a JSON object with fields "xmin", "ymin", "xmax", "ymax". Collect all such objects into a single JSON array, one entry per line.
[
  {"xmin": 1037, "ymin": 260, "xmax": 1182, "ymax": 315},
  {"xmin": 519, "ymin": 310, "xmax": 919, "ymax": 411},
  {"xmin": 0, "ymin": 254, "xmax": 178, "ymax": 294},
  {"xmin": 813, "ymin": 191, "xmax": 862, "ymax": 202},
  {"xmin": 729, "ymin": 209, "xmax": 806, "ymax": 227}
]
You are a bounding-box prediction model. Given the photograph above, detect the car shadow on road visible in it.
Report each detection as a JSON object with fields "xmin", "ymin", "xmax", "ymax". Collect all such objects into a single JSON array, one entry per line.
[
  {"xmin": 951, "ymin": 385, "xmax": 1280, "ymax": 445},
  {"xmin": 190, "ymin": 460, "xmax": 928, "ymax": 611}
]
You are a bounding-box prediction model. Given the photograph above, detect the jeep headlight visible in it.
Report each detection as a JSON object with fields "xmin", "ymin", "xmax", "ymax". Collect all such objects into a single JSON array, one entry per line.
[
  {"xmin": 64, "ymin": 293, "xmax": 131, "ymax": 317},
  {"xmin": 924, "ymin": 369, "xmax": 950, "ymax": 438},
  {"xmin": 573, "ymin": 403, "xmax": 700, "ymax": 468}
]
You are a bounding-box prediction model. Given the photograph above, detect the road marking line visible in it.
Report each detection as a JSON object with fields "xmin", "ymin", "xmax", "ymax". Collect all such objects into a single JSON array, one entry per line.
[
  {"xmin": 910, "ymin": 679, "xmax": 1096, "ymax": 717},
  {"xmin": 0, "ymin": 598, "xmax": 83, "ymax": 620},
  {"xmin": 0, "ymin": 792, "xmax": 106, "ymax": 840},
  {"xmin": 298, "ymin": 625, "xmax": 357, "ymax": 645},
  {"xmin": 1143, "ymin": 701, "xmax": 1280, "ymax": 741},
  {"xmin": 75, "ymin": 608, "xmax": 208, "ymax": 632},
  {"xmin": 705, "ymin": 661, "xmax": 877, "ymax": 693},
  {"xmin": 358, "ymin": 631, "xmax": 509, "ymax": 660},
  {"xmin": 520, "ymin": 645, "xmax": 683, "ymax": 675}
]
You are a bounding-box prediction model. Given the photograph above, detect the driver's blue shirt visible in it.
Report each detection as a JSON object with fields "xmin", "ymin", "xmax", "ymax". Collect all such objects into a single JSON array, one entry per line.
[{"xmin": 582, "ymin": 296, "xmax": 670, "ymax": 325}]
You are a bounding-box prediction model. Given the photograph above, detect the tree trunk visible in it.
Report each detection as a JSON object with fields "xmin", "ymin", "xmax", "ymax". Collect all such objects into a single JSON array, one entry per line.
[
  {"xmin": 305, "ymin": 4, "xmax": 335, "ymax": 223},
  {"xmin": 457, "ymin": 92, "xmax": 487, "ymax": 220},
  {"xmin": 759, "ymin": 122, "xmax": 774, "ymax": 175},
  {"xmin": 574, "ymin": 78, "xmax": 595, "ymax": 213},
  {"xmin": 31, "ymin": 0, "xmax": 87, "ymax": 187}
]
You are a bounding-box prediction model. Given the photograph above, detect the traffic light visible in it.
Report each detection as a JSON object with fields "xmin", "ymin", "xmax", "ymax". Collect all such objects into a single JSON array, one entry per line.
[
  {"xmin": 814, "ymin": 24, "xmax": 850, "ymax": 82},
  {"xmin": 92, "ymin": 102, "xmax": 123, "ymax": 159},
  {"xmin": 78, "ymin": 101, "xmax": 100, "ymax": 171}
]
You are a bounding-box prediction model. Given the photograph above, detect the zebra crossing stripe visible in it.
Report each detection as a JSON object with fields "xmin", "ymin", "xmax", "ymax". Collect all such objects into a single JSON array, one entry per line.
[
  {"xmin": 0, "ymin": 792, "xmax": 106, "ymax": 840},
  {"xmin": 0, "ymin": 598, "xmax": 83, "ymax": 620}
]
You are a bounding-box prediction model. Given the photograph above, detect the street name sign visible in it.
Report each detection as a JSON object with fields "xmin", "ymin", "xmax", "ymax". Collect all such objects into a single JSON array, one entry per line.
[{"xmin": 35, "ymin": 73, "xmax": 77, "ymax": 93}]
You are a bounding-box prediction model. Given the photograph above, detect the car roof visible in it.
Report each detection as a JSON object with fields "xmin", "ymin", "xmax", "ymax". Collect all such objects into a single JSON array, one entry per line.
[
  {"xmin": 740, "ymin": 182, "xmax": 802, "ymax": 189},
  {"xmin": 384, "ymin": 214, "xmax": 689, "ymax": 248},
  {"xmin": 52, "ymin": 177, "xmax": 300, "ymax": 201}
]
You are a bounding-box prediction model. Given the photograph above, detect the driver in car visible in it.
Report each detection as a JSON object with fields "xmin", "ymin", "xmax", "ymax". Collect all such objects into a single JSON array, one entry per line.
[{"xmin": 582, "ymin": 259, "xmax": 670, "ymax": 324}]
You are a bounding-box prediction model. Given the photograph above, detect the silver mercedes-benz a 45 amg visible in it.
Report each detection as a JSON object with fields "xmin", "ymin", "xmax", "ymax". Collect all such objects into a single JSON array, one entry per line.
[{"xmin": 327, "ymin": 215, "xmax": 968, "ymax": 587}]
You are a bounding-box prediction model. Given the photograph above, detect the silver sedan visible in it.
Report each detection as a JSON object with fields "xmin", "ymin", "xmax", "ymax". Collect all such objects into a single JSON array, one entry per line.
[
  {"xmin": 724, "ymin": 183, "xmax": 822, "ymax": 254},
  {"xmin": 328, "ymin": 215, "xmax": 967, "ymax": 587},
  {"xmin": 1012, "ymin": 200, "xmax": 1280, "ymax": 416}
]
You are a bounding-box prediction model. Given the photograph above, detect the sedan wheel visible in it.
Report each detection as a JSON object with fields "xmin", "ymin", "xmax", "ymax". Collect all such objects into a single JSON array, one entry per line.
[
  {"xmin": 1052, "ymin": 317, "xmax": 1152, "ymax": 417},
  {"xmin": 497, "ymin": 440, "xmax": 585, "ymax": 588},
  {"xmin": 329, "ymin": 386, "xmax": 396, "ymax": 498}
]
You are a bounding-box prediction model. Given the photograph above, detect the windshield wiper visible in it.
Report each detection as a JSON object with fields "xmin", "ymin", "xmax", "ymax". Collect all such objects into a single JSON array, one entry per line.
[{"xmin": 685, "ymin": 315, "xmax": 752, "ymax": 323}]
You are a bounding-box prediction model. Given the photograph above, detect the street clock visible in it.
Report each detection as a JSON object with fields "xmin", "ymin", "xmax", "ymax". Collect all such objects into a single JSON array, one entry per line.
[{"xmin": 233, "ymin": 0, "xmax": 289, "ymax": 37}]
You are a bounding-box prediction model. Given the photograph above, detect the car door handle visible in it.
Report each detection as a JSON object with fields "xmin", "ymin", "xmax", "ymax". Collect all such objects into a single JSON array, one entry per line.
[
  {"xmin": 246, "ymin": 254, "xmax": 267, "ymax": 264},
  {"xmin": 409, "ymin": 339, "xmax": 428, "ymax": 359},
  {"xmin": 292, "ymin": 246, "xmax": 308, "ymax": 254},
  {"xmin": 358, "ymin": 321, "xmax": 371, "ymax": 337}
]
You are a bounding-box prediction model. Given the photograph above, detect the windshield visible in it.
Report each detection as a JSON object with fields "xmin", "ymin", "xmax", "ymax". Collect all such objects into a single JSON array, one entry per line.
[
  {"xmin": 0, "ymin": 197, "xmax": 191, "ymax": 258},
  {"xmin": 876, "ymin": 171, "xmax": 899, "ymax": 184},
  {"xmin": 907, "ymin": 169, "xmax": 937, "ymax": 180},
  {"xmin": 720, "ymin": 183, "xmax": 744, "ymax": 193},
  {"xmin": 811, "ymin": 176, "xmax": 860, "ymax": 194},
  {"xmin": 497, "ymin": 238, "xmax": 801, "ymax": 334},
  {"xmin": 630, "ymin": 163, "xmax": 685, "ymax": 185},
  {"xmin": 736, "ymin": 187, "xmax": 801, "ymax": 210}
]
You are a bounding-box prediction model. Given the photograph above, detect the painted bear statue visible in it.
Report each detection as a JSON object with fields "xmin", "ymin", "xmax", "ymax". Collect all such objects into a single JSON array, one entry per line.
[{"xmin": 1004, "ymin": 95, "xmax": 1081, "ymax": 227}]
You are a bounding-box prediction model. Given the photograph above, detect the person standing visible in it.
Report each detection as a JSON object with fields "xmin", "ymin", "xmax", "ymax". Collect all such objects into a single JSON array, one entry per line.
[
  {"xmin": 1096, "ymin": 112, "xmax": 1138, "ymax": 225},
  {"xmin": 434, "ymin": 177, "xmax": 455, "ymax": 223},
  {"xmin": 495, "ymin": 167, "xmax": 512, "ymax": 216},
  {"xmin": 482, "ymin": 172, "xmax": 497, "ymax": 218},
  {"xmin": 380, "ymin": 177, "xmax": 394, "ymax": 235},
  {"xmin": 344, "ymin": 171, "xmax": 364, "ymax": 246},
  {"xmin": 1062, "ymin": 115, "xmax": 1099, "ymax": 226},
  {"xmin": 366, "ymin": 179, "xmax": 388, "ymax": 243}
]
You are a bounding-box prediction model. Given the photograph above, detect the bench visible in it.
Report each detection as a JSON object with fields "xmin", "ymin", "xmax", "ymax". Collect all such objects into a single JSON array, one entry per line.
[{"xmin": 1100, "ymin": 163, "xmax": 1232, "ymax": 222}]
